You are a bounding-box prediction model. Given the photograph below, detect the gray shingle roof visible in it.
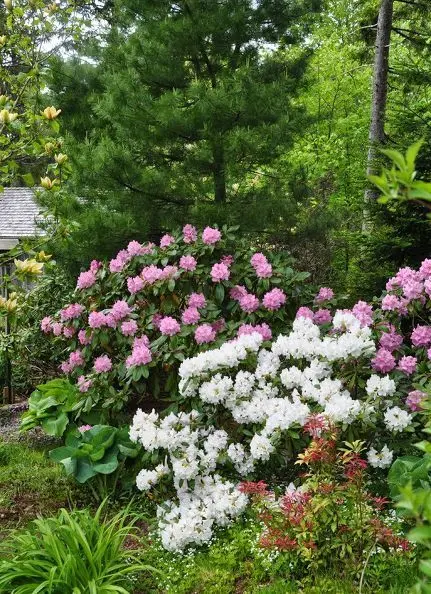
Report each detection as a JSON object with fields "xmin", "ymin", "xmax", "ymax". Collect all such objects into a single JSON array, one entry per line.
[{"xmin": 0, "ymin": 188, "xmax": 43, "ymax": 239}]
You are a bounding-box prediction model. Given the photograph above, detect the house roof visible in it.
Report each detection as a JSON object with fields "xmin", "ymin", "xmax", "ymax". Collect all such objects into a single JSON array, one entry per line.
[{"xmin": 0, "ymin": 187, "xmax": 43, "ymax": 240}]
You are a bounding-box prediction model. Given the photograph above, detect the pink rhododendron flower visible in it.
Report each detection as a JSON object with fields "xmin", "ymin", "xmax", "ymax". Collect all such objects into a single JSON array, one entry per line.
[
  {"xmin": 296, "ymin": 307, "xmax": 314, "ymax": 320},
  {"xmin": 69, "ymin": 349, "xmax": 84, "ymax": 369},
  {"xmin": 230, "ymin": 285, "xmax": 247, "ymax": 300},
  {"xmin": 161, "ymin": 265, "xmax": 178, "ymax": 280},
  {"xmin": 78, "ymin": 329, "xmax": 92, "ymax": 345},
  {"xmin": 78, "ymin": 423, "xmax": 93, "ymax": 432},
  {"xmin": 160, "ymin": 234, "xmax": 175, "ymax": 248},
  {"xmin": 180, "ymin": 255, "xmax": 197, "ymax": 271},
  {"xmin": 133, "ymin": 335, "xmax": 150, "ymax": 349},
  {"xmin": 88, "ymin": 311, "xmax": 107, "ymax": 329},
  {"xmin": 127, "ymin": 276, "xmax": 144, "ymax": 294},
  {"xmin": 77, "ymin": 376, "xmax": 92, "ymax": 393},
  {"xmin": 202, "ymin": 226, "xmax": 221, "ymax": 245},
  {"xmin": 93, "ymin": 355, "xmax": 112, "ymax": 373},
  {"xmin": 105, "ymin": 314, "xmax": 117, "ymax": 328},
  {"xmin": 379, "ymin": 327, "xmax": 403, "ymax": 352},
  {"xmin": 371, "ymin": 349, "xmax": 396, "ymax": 373},
  {"xmin": 41, "ymin": 316, "xmax": 53, "ymax": 333},
  {"xmin": 111, "ymin": 300, "xmax": 132, "ymax": 321},
  {"xmin": 315, "ymin": 287, "xmax": 334, "ymax": 303},
  {"xmin": 142, "ymin": 265, "xmax": 163, "ymax": 284},
  {"xmin": 182, "ymin": 307, "xmax": 201, "ymax": 325},
  {"xmin": 188, "ymin": 293, "xmax": 206, "ymax": 308},
  {"xmin": 398, "ymin": 356, "xmax": 417, "ymax": 375},
  {"xmin": 403, "ymin": 280, "xmax": 424, "ymax": 301},
  {"xmin": 52, "ymin": 322, "xmax": 63, "ymax": 336},
  {"xmin": 60, "ymin": 361, "xmax": 72, "ymax": 374},
  {"xmin": 77, "ymin": 270, "xmax": 96, "ymax": 290},
  {"xmin": 352, "ymin": 301, "xmax": 373, "ymax": 327},
  {"xmin": 109, "ymin": 250, "xmax": 130, "ymax": 273},
  {"xmin": 60, "ymin": 303, "xmax": 85, "ymax": 321},
  {"xmin": 126, "ymin": 345, "xmax": 152, "ymax": 368},
  {"xmin": 183, "ymin": 224, "xmax": 197, "ymax": 243},
  {"xmin": 381, "ymin": 294, "xmax": 402, "ymax": 311},
  {"xmin": 411, "ymin": 325, "xmax": 431, "ymax": 347},
  {"xmin": 159, "ymin": 316, "xmax": 181, "ymax": 336},
  {"xmin": 419, "ymin": 259, "xmax": 431, "ymax": 279},
  {"xmin": 142, "ymin": 242, "xmax": 155, "ymax": 255},
  {"xmin": 250, "ymin": 253, "xmax": 267, "ymax": 268},
  {"xmin": 127, "ymin": 240, "xmax": 144, "ymax": 256},
  {"xmin": 121, "ymin": 319, "xmax": 138, "ymax": 336},
  {"xmin": 255, "ymin": 262, "xmax": 272, "ymax": 278},
  {"xmin": 406, "ymin": 390, "xmax": 426, "ymax": 412},
  {"xmin": 239, "ymin": 292, "xmax": 260, "ymax": 313},
  {"xmin": 313, "ymin": 308, "xmax": 332, "ymax": 325},
  {"xmin": 90, "ymin": 260, "xmax": 102, "ymax": 272},
  {"xmin": 238, "ymin": 323, "xmax": 272, "ymax": 341},
  {"xmin": 63, "ymin": 326, "xmax": 75, "ymax": 338},
  {"xmin": 211, "ymin": 262, "xmax": 230, "ymax": 282},
  {"xmin": 195, "ymin": 323, "xmax": 216, "ymax": 344},
  {"xmin": 263, "ymin": 288, "xmax": 286, "ymax": 311}
]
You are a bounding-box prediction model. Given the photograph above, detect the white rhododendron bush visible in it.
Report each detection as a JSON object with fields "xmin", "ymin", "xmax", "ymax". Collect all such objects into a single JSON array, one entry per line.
[{"xmin": 130, "ymin": 278, "xmax": 430, "ymax": 551}]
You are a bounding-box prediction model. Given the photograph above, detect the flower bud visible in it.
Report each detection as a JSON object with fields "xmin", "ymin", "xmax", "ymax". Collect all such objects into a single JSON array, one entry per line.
[
  {"xmin": 54, "ymin": 152, "xmax": 68, "ymax": 165},
  {"xmin": 0, "ymin": 109, "xmax": 18, "ymax": 124},
  {"xmin": 42, "ymin": 106, "xmax": 61, "ymax": 120},
  {"xmin": 44, "ymin": 142, "xmax": 55, "ymax": 154},
  {"xmin": 40, "ymin": 176, "xmax": 54, "ymax": 189}
]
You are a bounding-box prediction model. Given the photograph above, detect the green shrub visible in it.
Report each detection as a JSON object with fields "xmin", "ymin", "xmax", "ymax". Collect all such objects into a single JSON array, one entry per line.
[{"xmin": 0, "ymin": 503, "xmax": 156, "ymax": 593}]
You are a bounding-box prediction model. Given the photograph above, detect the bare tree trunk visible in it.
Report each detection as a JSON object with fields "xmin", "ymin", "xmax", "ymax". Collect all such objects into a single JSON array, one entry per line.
[{"xmin": 363, "ymin": 0, "xmax": 394, "ymax": 231}]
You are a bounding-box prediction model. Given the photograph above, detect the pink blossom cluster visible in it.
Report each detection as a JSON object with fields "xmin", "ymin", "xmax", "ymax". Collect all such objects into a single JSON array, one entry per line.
[
  {"xmin": 315, "ymin": 287, "xmax": 334, "ymax": 303},
  {"xmin": 93, "ymin": 354, "xmax": 112, "ymax": 373},
  {"xmin": 202, "ymin": 226, "xmax": 221, "ymax": 245},
  {"xmin": 406, "ymin": 390, "xmax": 426, "ymax": 412},
  {"xmin": 110, "ymin": 249, "xmax": 131, "ymax": 273},
  {"xmin": 262, "ymin": 288, "xmax": 286, "ymax": 311},
  {"xmin": 237, "ymin": 323, "xmax": 272, "ymax": 341},
  {"xmin": 60, "ymin": 349, "xmax": 84, "ymax": 374},
  {"xmin": 159, "ymin": 316, "xmax": 181, "ymax": 336},
  {"xmin": 211, "ymin": 262, "xmax": 230, "ymax": 283},
  {"xmin": 183, "ymin": 224, "xmax": 197, "ymax": 243},
  {"xmin": 60, "ymin": 303, "xmax": 85, "ymax": 321},
  {"xmin": 160, "ymin": 234, "xmax": 175, "ymax": 249},
  {"xmin": 195, "ymin": 323, "xmax": 216, "ymax": 344},
  {"xmin": 77, "ymin": 270, "xmax": 97, "ymax": 290},
  {"xmin": 126, "ymin": 336, "xmax": 152, "ymax": 368},
  {"xmin": 250, "ymin": 252, "xmax": 272, "ymax": 279}
]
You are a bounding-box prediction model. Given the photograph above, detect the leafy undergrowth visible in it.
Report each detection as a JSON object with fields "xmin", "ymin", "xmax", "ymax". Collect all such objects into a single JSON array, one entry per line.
[
  {"xmin": 133, "ymin": 517, "xmax": 418, "ymax": 594},
  {"xmin": 0, "ymin": 437, "xmax": 79, "ymax": 529}
]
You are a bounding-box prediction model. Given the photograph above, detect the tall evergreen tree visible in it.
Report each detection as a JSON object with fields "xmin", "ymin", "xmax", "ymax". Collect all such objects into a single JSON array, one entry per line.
[{"xmin": 52, "ymin": 0, "xmax": 321, "ymax": 249}]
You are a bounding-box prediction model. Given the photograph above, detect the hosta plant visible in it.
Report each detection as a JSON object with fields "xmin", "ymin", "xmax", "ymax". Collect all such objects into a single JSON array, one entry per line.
[
  {"xmin": 20, "ymin": 379, "xmax": 78, "ymax": 437},
  {"xmin": 0, "ymin": 502, "xmax": 156, "ymax": 594},
  {"xmin": 49, "ymin": 424, "xmax": 140, "ymax": 496},
  {"xmin": 40, "ymin": 225, "xmax": 311, "ymax": 417}
]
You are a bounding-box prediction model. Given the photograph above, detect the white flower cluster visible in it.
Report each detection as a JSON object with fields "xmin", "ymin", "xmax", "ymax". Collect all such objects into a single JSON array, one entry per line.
[{"xmin": 131, "ymin": 315, "xmax": 412, "ymax": 551}]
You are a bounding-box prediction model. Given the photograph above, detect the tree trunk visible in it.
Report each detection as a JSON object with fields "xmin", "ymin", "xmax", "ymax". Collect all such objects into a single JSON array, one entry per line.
[
  {"xmin": 363, "ymin": 0, "xmax": 394, "ymax": 229},
  {"xmin": 212, "ymin": 140, "xmax": 226, "ymax": 204}
]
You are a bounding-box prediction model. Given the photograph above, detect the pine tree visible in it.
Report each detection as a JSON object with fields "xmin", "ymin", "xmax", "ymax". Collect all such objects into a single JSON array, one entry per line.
[{"xmin": 55, "ymin": 0, "xmax": 321, "ymax": 245}]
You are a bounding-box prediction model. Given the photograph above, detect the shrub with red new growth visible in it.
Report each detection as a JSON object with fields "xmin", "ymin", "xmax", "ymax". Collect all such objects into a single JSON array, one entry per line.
[{"xmin": 244, "ymin": 430, "xmax": 411, "ymax": 577}]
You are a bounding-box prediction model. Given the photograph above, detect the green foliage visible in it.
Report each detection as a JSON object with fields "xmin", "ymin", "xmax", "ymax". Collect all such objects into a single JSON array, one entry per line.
[
  {"xmin": 0, "ymin": 502, "xmax": 156, "ymax": 594},
  {"xmin": 388, "ymin": 455, "xmax": 431, "ymax": 500},
  {"xmin": 20, "ymin": 379, "xmax": 78, "ymax": 437},
  {"xmin": 49, "ymin": 425, "xmax": 140, "ymax": 486}
]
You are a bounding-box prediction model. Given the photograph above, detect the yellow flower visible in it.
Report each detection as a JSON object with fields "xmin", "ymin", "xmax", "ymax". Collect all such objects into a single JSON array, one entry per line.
[
  {"xmin": 42, "ymin": 106, "xmax": 61, "ymax": 120},
  {"xmin": 0, "ymin": 295, "xmax": 18, "ymax": 312},
  {"xmin": 0, "ymin": 109, "xmax": 18, "ymax": 124},
  {"xmin": 14, "ymin": 259, "xmax": 44, "ymax": 275},
  {"xmin": 36, "ymin": 251, "xmax": 52, "ymax": 262},
  {"xmin": 0, "ymin": 36, "xmax": 7, "ymax": 47},
  {"xmin": 4, "ymin": 0, "xmax": 12, "ymax": 11},
  {"xmin": 54, "ymin": 153, "xmax": 68, "ymax": 165},
  {"xmin": 44, "ymin": 142, "xmax": 55, "ymax": 154},
  {"xmin": 40, "ymin": 176, "xmax": 54, "ymax": 189}
]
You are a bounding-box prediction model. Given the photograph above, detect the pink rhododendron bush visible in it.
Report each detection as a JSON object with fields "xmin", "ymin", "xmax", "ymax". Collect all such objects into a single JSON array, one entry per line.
[
  {"xmin": 40, "ymin": 225, "xmax": 310, "ymax": 418},
  {"xmin": 129, "ymin": 260, "xmax": 431, "ymax": 551}
]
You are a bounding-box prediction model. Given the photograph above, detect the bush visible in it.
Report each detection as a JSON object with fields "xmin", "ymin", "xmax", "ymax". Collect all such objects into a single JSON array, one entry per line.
[
  {"xmin": 41, "ymin": 224, "xmax": 311, "ymax": 420},
  {"xmin": 129, "ymin": 258, "xmax": 431, "ymax": 550},
  {"xmin": 0, "ymin": 502, "xmax": 156, "ymax": 593}
]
